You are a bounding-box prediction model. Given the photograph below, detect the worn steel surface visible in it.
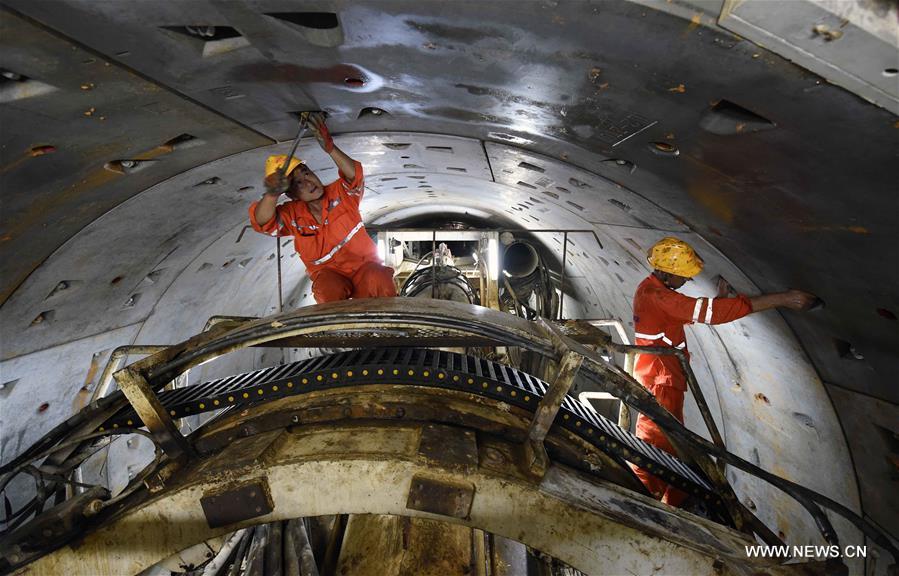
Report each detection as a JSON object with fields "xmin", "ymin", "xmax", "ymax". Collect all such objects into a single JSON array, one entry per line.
[
  {"xmin": 200, "ymin": 479, "xmax": 273, "ymax": 529},
  {"xmin": 16, "ymin": 423, "xmax": 796, "ymax": 576},
  {"xmin": 0, "ymin": 7, "xmax": 273, "ymax": 304},
  {"xmin": 406, "ymin": 475, "xmax": 475, "ymax": 519},
  {"xmin": 4, "ymin": 297, "xmax": 886, "ymax": 569},
  {"xmin": 113, "ymin": 367, "xmax": 193, "ymax": 459},
  {"xmin": 337, "ymin": 515, "xmax": 474, "ymax": 576}
]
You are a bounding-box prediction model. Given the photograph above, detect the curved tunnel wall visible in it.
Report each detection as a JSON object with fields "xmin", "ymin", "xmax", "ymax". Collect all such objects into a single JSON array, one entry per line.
[{"xmin": 0, "ymin": 132, "xmax": 862, "ymax": 569}]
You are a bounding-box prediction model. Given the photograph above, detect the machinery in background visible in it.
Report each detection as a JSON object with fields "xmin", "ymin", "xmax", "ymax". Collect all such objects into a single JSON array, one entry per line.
[
  {"xmin": 377, "ymin": 228, "xmax": 501, "ymax": 308},
  {"xmin": 399, "ymin": 242, "xmax": 477, "ymax": 303},
  {"xmin": 498, "ymin": 235, "xmax": 556, "ymax": 320},
  {"xmin": 377, "ymin": 228, "xmax": 558, "ymax": 320}
]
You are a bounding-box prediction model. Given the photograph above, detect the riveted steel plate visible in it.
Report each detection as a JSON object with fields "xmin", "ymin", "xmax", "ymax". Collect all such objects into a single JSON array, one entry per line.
[
  {"xmin": 406, "ymin": 474, "xmax": 475, "ymax": 519},
  {"xmin": 200, "ymin": 478, "xmax": 273, "ymax": 528}
]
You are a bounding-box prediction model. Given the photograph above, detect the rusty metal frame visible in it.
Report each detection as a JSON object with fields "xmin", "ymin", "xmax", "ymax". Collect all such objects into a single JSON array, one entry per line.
[
  {"xmin": 113, "ymin": 367, "xmax": 194, "ymax": 459},
  {"xmin": 524, "ymin": 320, "xmax": 585, "ymax": 477},
  {"xmin": 16, "ymin": 421, "xmax": 808, "ymax": 576},
  {"xmin": 140, "ymin": 299, "xmax": 896, "ymax": 559},
  {"xmin": 1, "ymin": 299, "xmax": 896, "ymax": 570}
]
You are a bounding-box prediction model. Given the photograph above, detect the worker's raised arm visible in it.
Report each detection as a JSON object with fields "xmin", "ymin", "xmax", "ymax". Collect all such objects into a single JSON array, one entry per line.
[
  {"xmin": 249, "ymin": 172, "xmax": 290, "ymax": 234},
  {"xmin": 749, "ymin": 290, "xmax": 817, "ymax": 312},
  {"xmin": 309, "ymin": 113, "xmax": 356, "ymax": 182},
  {"xmin": 690, "ymin": 289, "xmax": 818, "ymax": 325}
]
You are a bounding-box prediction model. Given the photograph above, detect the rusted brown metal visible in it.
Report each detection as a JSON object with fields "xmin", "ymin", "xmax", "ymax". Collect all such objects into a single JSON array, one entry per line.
[
  {"xmin": 336, "ymin": 515, "xmax": 474, "ymax": 576},
  {"xmin": 524, "ymin": 350, "xmax": 583, "ymax": 478},
  {"xmin": 19, "ymin": 422, "xmax": 808, "ymax": 576},
  {"xmin": 200, "ymin": 479, "xmax": 274, "ymax": 529},
  {"xmin": 113, "ymin": 367, "xmax": 193, "ymax": 459},
  {"xmin": 523, "ymin": 321, "xmax": 585, "ymax": 477},
  {"xmin": 92, "ymin": 345, "xmax": 171, "ymax": 403},
  {"xmin": 202, "ymin": 315, "xmax": 258, "ymax": 333},
  {"xmin": 527, "ymin": 350, "xmax": 584, "ymax": 447},
  {"xmin": 7, "ymin": 298, "xmax": 894, "ymax": 570},
  {"xmin": 0, "ymin": 485, "xmax": 108, "ymax": 566},
  {"xmin": 417, "ymin": 424, "xmax": 478, "ymax": 473},
  {"xmin": 472, "ymin": 529, "xmax": 488, "ymax": 576},
  {"xmin": 406, "ymin": 474, "xmax": 475, "ymax": 519}
]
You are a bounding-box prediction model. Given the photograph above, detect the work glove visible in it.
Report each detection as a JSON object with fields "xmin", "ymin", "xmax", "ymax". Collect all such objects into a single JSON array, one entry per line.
[
  {"xmin": 264, "ymin": 171, "xmax": 289, "ymax": 196},
  {"xmin": 309, "ymin": 113, "xmax": 334, "ymax": 153}
]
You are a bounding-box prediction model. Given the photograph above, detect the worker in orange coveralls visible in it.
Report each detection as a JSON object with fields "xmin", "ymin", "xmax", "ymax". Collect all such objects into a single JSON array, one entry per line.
[
  {"xmin": 249, "ymin": 114, "xmax": 397, "ymax": 303},
  {"xmin": 631, "ymin": 237, "xmax": 817, "ymax": 506}
]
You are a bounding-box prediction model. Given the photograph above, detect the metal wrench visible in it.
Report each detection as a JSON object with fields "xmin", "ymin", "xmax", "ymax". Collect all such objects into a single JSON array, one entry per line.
[{"xmin": 278, "ymin": 111, "xmax": 312, "ymax": 177}]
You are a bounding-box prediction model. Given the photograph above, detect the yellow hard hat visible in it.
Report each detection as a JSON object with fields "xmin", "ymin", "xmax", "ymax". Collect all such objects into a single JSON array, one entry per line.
[
  {"xmin": 265, "ymin": 155, "xmax": 303, "ymax": 178},
  {"xmin": 647, "ymin": 237, "xmax": 704, "ymax": 278}
]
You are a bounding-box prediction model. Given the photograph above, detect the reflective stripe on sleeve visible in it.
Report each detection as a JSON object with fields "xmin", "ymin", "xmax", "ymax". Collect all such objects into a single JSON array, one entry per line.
[
  {"xmin": 692, "ymin": 298, "xmax": 703, "ymax": 323},
  {"xmin": 637, "ymin": 331, "xmax": 686, "ymax": 350},
  {"xmin": 704, "ymin": 297, "xmax": 714, "ymax": 324},
  {"xmin": 634, "ymin": 331, "xmax": 664, "ymax": 340},
  {"xmin": 312, "ymin": 221, "xmax": 364, "ymax": 265}
]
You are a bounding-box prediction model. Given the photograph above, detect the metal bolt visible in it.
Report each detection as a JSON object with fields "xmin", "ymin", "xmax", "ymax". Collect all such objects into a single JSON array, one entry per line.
[
  {"xmin": 83, "ymin": 499, "xmax": 105, "ymax": 517},
  {"xmin": 484, "ymin": 447, "xmax": 503, "ymax": 464}
]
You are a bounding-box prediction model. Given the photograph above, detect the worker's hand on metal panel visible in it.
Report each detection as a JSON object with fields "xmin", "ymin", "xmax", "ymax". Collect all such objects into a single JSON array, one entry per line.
[
  {"xmin": 715, "ymin": 275, "xmax": 736, "ymax": 298},
  {"xmin": 781, "ymin": 289, "xmax": 819, "ymax": 311},
  {"xmin": 309, "ymin": 113, "xmax": 334, "ymax": 153}
]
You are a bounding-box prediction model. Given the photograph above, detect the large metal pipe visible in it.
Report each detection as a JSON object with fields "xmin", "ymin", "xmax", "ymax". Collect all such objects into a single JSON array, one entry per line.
[{"xmin": 502, "ymin": 242, "xmax": 539, "ymax": 278}]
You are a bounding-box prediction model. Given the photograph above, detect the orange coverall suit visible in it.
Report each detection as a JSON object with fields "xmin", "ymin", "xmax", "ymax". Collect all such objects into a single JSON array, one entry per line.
[
  {"xmin": 631, "ymin": 274, "xmax": 752, "ymax": 505},
  {"xmin": 249, "ymin": 161, "xmax": 397, "ymax": 303}
]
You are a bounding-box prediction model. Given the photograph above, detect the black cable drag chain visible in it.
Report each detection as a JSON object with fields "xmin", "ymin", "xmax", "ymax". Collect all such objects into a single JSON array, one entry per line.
[{"xmin": 101, "ymin": 348, "xmax": 717, "ymax": 501}]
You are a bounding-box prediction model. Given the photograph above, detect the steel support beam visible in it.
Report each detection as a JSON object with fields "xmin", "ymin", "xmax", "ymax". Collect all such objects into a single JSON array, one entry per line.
[
  {"xmin": 21, "ymin": 424, "xmax": 799, "ymax": 576},
  {"xmin": 113, "ymin": 367, "xmax": 194, "ymax": 459}
]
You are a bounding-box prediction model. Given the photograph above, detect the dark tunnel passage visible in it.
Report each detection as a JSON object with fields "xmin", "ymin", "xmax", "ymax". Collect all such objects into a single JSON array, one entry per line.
[{"xmin": 0, "ymin": 1, "xmax": 897, "ymax": 575}]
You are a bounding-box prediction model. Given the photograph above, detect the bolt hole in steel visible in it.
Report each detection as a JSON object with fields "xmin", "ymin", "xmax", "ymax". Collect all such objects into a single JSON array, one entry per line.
[
  {"xmin": 266, "ymin": 12, "xmax": 340, "ymax": 30},
  {"xmin": 883, "ymin": 68, "xmax": 898, "ymax": 77},
  {"xmin": 28, "ymin": 145, "xmax": 56, "ymax": 157},
  {"xmin": 649, "ymin": 141, "xmax": 680, "ymax": 156},
  {"xmin": 0, "ymin": 68, "xmax": 25, "ymax": 81},
  {"xmin": 876, "ymin": 308, "xmax": 897, "ymax": 321},
  {"xmin": 358, "ymin": 106, "xmax": 387, "ymax": 118},
  {"xmin": 833, "ymin": 338, "xmax": 865, "ymax": 360}
]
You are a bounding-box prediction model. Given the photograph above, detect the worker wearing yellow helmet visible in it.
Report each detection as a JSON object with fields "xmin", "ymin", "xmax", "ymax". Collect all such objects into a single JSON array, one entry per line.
[
  {"xmin": 249, "ymin": 113, "xmax": 397, "ymax": 303},
  {"xmin": 631, "ymin": 237, "xmax": 817, "ymax": 507}
]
